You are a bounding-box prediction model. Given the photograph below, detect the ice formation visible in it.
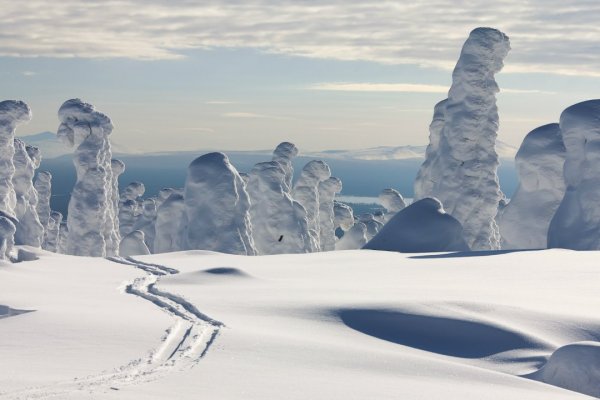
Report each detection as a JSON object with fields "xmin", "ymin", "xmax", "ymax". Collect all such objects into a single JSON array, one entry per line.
[
  {"xmin": 364, "ymin": 198, "xmax": 470, "ymax": 253},
  {"xmin": 44, "ymin": 211, "xmax": 62, "ymax": 252},
  {"xmin": 272, "ymin": 142, "xmax": 298, "ymax": 192},
  {"xmin": 335, "ymin": 222, "xmax": 368, "ymax": 250},
  {"xmin": 132, "ymin": 198, "xmax": 157, "ymax": 253},
  {"xmin": 12, "ymin": 139, "xmax": 44, "ymax": 247},
  {"xmin": 119, "ymin": 230, "xmax": 151, "ymax": 256},
  {"xmin": 333, "ymin": 201, "xmax": 354, "ymax": 232},
  {"xmin": 318, "ymin": 177, "xmax": 342, "ymax": 251},
  {"xmin": 57, "ymin": 223, "xmax": 68, "ymax": 254},
  {"xmin": 154, "ymin": 191, "xmax": 186, "ymax": 254},
  {"xmin": 57, "ymin": 99, "xmax": 118, "ymax": 257},
  {"xmin": 0, "ymin": 101, "xmax": 31, "ymax": 219},
  {"xmin": 121, "ymin": 181, "xmax": 145, "ymax": 203},
  {"xmin": 107, "ymin": 159, "xmax": 125, "ymax": 255},
  {"xmin": 548, "ymin": 100, "xmax": 600, "ymax": 250},
  {"xmin": 497, "ymin": 124, "xmax": 566, "ymax": 249},
  {"xmin": 183, "ymin": 152, "xmax": 256, "ymax": 255},
  {"xmin": 359, "ymin": 213, "xmax": 384, "ymax": 241},
  {"xmin": 118, "ymin": 182, "xmax": 145, "ymax": 237},
  {"xmin": 292, "ymin": 160, "xmax": 331, "ymax": 250},
  {"xmin": 247, "ymin": 161, "xmax": 313, "ymax": 255},
  {"xmin": 531, "ymin": 341, "xmax": 600, "ymax": 398},
  {"xmin": 0, "ymin": 214, "xmax": 16, "ymax": 261},
  {"xmin": 379, "ymin": 188, "xmax": 406, "ymax": 222},
  {"xmin": 34, "ymin": 171, "xmax": 52, "ymax": 234},
  {"xmin": 413, "ymin": 28, "xmax": 510, "ymax": 250}
]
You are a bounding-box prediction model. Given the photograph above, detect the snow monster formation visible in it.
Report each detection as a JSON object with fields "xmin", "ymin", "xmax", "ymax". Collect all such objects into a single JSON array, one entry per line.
[
  {"xmin": 548, "ymin": 100, "xmax": 600, "ymax": 250},
  {"xmin": 0, "ymin": 101, "xmax": 31, "ymax": 219},
  {"xmin": 334, "ymin": 201, "xmax": 354, "ymax": 232},
  {"xmin": 57, "ymin": 99, "xmax": 119, "ymax": 257},
  {"xmin": 292, "ymin": 160, "xmax": 331, "ymax": 251},
  {"xmin": 379, "ymin": 188, "xmax": 406, "ymax": 223},
  {"xmin": 497, "ymin": 124, "xmax": 566, "ymax": 249},
  {"xmin": 44, "ymin": 211, "xmax": 63, "ymax": 253},
  {"xmin": 364, "ymin": 198, "xmax": 470, "ymax": 253},
  {"xmin": 107, "ymin": 159, "xmax": 125, "ymax": 255},
  {"xmin": 247, "ymin": 161, "xmax": 313, "ymax": 254},
  {"xmin": 154, "ymin": 191, "xmax": 186, "ymax": 253},
  {"xmin": 34, "ymin": 171, "xmax": 52, "ymax": 240},
  {"xmin": 183, "ymin": 152, "xmax": 256, "ymax": 255},
  {"xmin": 335, "ymin": 222, "xmax": 368, "ymax": 250},
  {"xmin": 0, "ymin": 214, "xmax": 16, "ymax": 261},
  {"xmin": 120, "ymin": 230, "xmax": 151, "ymax": 256},
  {"xmin": 12, "ymin": 139, "xmax": 44, "ymax": 247},
  {"xmin": 132, "ymin": 198, "xmax": 157, "ymax": 253},
  {"xmin": 272, "ymin": 142, "xmax": 299, "ymax": 193},
  {"xmin": 318, "ymin": 177, "xmax": 342, "ymax": 251},
  {"xmin": 413, "ymin": 28, "xmax": 510, "ymax": 250}
]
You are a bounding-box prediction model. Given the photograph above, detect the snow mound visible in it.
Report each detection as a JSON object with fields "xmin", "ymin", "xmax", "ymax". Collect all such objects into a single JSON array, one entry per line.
[
  {"xmin": 364, "ymin": 198, "xmax": 470, "ymax": 253},
  {"xmin": 531, "ymin": 341, "xmax": 600, "ymax": 398},
  {"xmin": 548, "ymin": 100, "xmax": 600, "ymax": 250},
  {"xmin": 184, "ymin": 152, "xmax": 256, "ymax": 255},
  {"xmin": 413, "ymin": 28, "xmax": 510, "ymax": 250},
  {"xmin": 498, "ymin": 124, "xmax": 565, "ymax": 249}
]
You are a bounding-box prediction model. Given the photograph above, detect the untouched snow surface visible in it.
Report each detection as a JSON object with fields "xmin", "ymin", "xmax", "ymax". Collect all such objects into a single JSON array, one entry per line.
[{"xmin": 2, "ymin": 248, "xmax": 600, "ymax": 399}]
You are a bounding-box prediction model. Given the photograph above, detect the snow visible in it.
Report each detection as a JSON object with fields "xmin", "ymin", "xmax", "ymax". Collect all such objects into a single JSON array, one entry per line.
[
  {"xmin": 153, "ymin": 192, "xmax": 186, "ymax": 254},
  {"xmin": 34, "ymin": 170, "xmax": 52, "ymax": 247},
  {"xmin": 132, "ymin": 198, "xmax": 157, "ymax": 253},
  {"xmin": 358, "ymin": 212, "xmax": 384, "ymax": 240},
  {"xmin": 57, "ymin": 99, "xmax": 119, "ymax": 257},
  {"xmin": 292, "ymin": 160, "xmax": 331, "ymax": 251},
  {"xmin": 271, "ymin": 141, "xmax": 298, "ymax": 192},
  {"xmin": 548, "ymin": 100, "xmax": 600, "ymax": 250},
  {"xmin": 120, "ymin": 230, "xmax": 151, "ymax": 256},
  {"xmin": 318, "ymin": 177, "xmax": 342, "ymax": 251},
  {"xmin": 183, "ymin": 152, "xmax": 256, "ymax": 255},
  {"xmin": 335, "ymin": 221, "xmax": 368, "ymax": 250},
  {"xmin": 413, "ymin": 28, "xmax": 510, "ymax": 250},
  {"xmin": 246, "ymin": 161, "xmax": 313, "ymax": 254},
  {"xmin": 333, "ymin": 201, "xmax": 354, "ymax": 231},
  {"xmin": 0, "ymin": 215, "xmax": 16, "ymax": 260},
  {"xmin": 379, "ymin": 188, "xmax": 406, "ymax": 222},
  {"xmin": 497, "ymin": 124, "xmax": 566, "ymax": 249},
  {"xmin": 364, "ymin": 198, "xmax": 470, "ymax": 252},
  {"xmin": 44, "ymin": 211, "xmax": 62, "ymax": 253}
]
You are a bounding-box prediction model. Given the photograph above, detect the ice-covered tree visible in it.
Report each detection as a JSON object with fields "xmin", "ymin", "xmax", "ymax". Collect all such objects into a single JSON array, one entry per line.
[
  {"xmin": 335, "ymin": 222, "xmax": 368, "ymax": 250},
  {"xmin": 359, "ymin": 213, "xmax": 384, "ymax": 241},
  {"xmin": 548, "ymin": 100, "xmax": 600, "ymax": 250},
  {"xmin": 44, "ymin": 211, "xmax": 62, "ymax": 253},
  {"xmin": 57, "ymin": 98, "xmax": 118, "ymax": 257},
  {"xmin": 413, "ymin": 28, "xmax": 510, "ymax": 250},
  {"xmin": 379, "ymin": 188, "xmax": 406, "ymax": 223},
  {"xmin": 120, "ymin": 230, "xmax": 150, "ymax": 256},
  {"xmin": 247, "ymin": 161, "xmax": 313, "ymax": 254},
  {"xmin": 334, "ymin": 201, "xmax": 354, "ymax": 232},
  {"xmin": 34, "ymin": 171, "xmax": 52, "ymax": 237},
  {"xmin": 0, "ymin": 214, "xmax": 16, "ymax": 261},
  {"xmin": 272, "ymin": 142, "xmax": 299, "ymax": 193},
  {"xmin": 318, "ymin": 177, "xmax": 342, "ymax": 251},
  {"xmin": 154, "ymin": 191, "xmax": 186, "ymax": 253},
  {"xmin": 497, "ymin": 124, "xmax": 566, "ymax": 249},
  {"xmin": 184, "ymin": 152, "xmax": 256, "ymax": 255},
  {"xmin": 132, "ymin": 198, "xmax": 157, "ymax": 253}
]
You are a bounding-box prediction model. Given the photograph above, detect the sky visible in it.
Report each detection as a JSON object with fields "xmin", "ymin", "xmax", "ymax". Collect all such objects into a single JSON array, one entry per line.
[{"xmin": 1, "ymin": 0, "xmax": 600, "ymax": 153}]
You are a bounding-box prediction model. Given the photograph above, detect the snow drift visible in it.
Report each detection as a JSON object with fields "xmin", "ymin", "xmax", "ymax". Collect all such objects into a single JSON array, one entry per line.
[
  {"xmin": 364, "ymin": 198, "xmax": 470, "ymax": 253},
  {"xmin": 413, "ymin": 28, "xmax": 510, "ymax": 251}
]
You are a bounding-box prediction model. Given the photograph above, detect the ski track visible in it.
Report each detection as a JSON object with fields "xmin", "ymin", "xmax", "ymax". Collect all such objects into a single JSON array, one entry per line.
[{"xmin": 0, "ymin": 256, "xmax": 223, "ymax": 400}]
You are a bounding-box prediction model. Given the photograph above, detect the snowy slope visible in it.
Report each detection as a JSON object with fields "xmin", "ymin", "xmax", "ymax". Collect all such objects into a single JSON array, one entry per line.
[{"xmin": 1, "ymin": 248, "xmax": 599, "ymax": 399}]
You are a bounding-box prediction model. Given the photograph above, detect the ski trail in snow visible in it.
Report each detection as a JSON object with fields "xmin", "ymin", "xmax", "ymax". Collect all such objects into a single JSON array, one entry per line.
[{"xmin": 0, "ymin": 256, "xmax": 223, "ymax": 400}]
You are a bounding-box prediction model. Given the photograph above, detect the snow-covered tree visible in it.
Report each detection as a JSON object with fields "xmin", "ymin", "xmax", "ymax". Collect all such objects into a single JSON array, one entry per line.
[
  {"xmin": 272, "ymin": 142, "xmax": 299, "ymax": 193},
  {"xmin": 379, "ymin": 188, "xmax": 406, "ymax": 223},
  {"xmin": 335, "ymin": 222, "xmax": 368, "ymax": 250},
  {"xmin": 0, "ymin": 214, "xmax": 16, "ymax": 261},
  {"xmin": 318, "ymin": 177, "xmax": 342, "ymax": 251},
  {"xmin": 154, "ymin": 191, "xmax": 186, "ymax": 253},
  {"xmin": 334, "ymin": 201, "xmax": 354, "ymax": 232},
  {"xmin": 120, "ymin": 230, "xmax": 150, "ymax": 256},
  {"xmin": 34, "ymin": 171, "xmax": 52, "ymax": 240}
]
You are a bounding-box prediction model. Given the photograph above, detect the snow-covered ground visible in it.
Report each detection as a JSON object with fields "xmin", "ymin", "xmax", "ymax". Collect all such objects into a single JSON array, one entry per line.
[{"xmin": 1, "ymin": 248, "xmax": 599, "ymax": 399}]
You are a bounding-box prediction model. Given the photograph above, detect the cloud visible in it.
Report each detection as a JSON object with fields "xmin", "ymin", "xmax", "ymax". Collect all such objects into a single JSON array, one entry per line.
[
  {"xmin": 1, "ymin": 1, "xmax": 600, "ymax": 76},
  {"xmin": 21, "ymin": 71, "xmax": 37, "ymax": 77},
  {"xmin": 310, "ymin": 82, "xmax": 555, "ymax": 95},
  {"xmin": 205, "ymin": 100, "xmax": 236, "ymax": 105},
  {"xmin": 221, "ymin": 112, "xmax": 280, "ymax": 119}
]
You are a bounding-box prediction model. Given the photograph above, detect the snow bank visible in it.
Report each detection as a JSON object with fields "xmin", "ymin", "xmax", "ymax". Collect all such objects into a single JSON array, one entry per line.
[
  {"xmin": 184, "ymin": 152, "xmax": 256, "ymax": 255},
  {"xmin": 120, "ymin": 230, "xmax": 151, "ymax": 256},
  {"xmin": 272, "ymin": 142, "xmax": 298, "ymax": 192},
  {"xmin": 548, "ymin": 100, "xmax": 600, "ymax": 250},
  {"xmin": 293, "ymin": 160, "xmax": 331, "ymax": 250},
  {"xmin": 154, "ymin": 192, "xmax": 186, "ymax": 253},
  {"xmin": 318, "ymin": 177, "xmax": 342, "ymax": 251},
  {"xmin": 379, "ymin": 188, "xmax": 406, "ymax": 222},
  {"xmin": 497, "ymin": 124, "xmax": 565, "ymax": 249},
  {"xmin": 57, "ymin": 99, "xmax": 118, "ymax": 257},
  {"xmin": 12, "ymin": 139, "xmax": 44, "ymax": 247},
  {"xmin": 364, "ymin": 198, "xmax": 470, "ymax": 253},
  {"xmin": 413, "ymin": 28, "xmax": 510, "ymax": 250},
  {"xmin": 0, "ymin": 100, "xmax": 31, "ymax": 219},
  {"xmin": 531, "ymin": 341, "xmax": 600, "ymax": 398},
  {"xmin": 247, "ymin": 161, "xmax": 313, "ymax": 254}
]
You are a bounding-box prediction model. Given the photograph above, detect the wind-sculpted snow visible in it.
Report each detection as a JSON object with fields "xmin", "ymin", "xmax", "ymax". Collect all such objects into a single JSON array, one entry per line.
[
  {"xmin": 44, "ymin": 211, "xmax": 62, "ymax": 253},
  {"xmin": 497, "ymin": 124, "xmax": 566, "ymax": 249},
  {"xmin": 413, "ymin": 28, "xmax": 510, "ymax": 250},
  {"xmin": 0, "ymin": 101, "xmax": 31, "ymax": 220},
  {"xmin": 11, "ymin": 139, "xmax": 43, "ymax": 247},
  {"xmin": 133, "ymin": 198, "xmax": 157, "ymax": 253},
  {"xmin": 107, "ymin": 159, "xmax": 125, "ymax": 255},
  {"xmin": 292, "ymin": 160, "xmax": 331, "ymax": 251},
  {"xmin": 57, "ymin": 99, "xmax": 118, "ymax": 257},
  {"xmin": 318, "ymin": 177, "xmax": 342, "ymax": 251},
  {"xmin": 57, "ymin": 222, "xmax": 68, "ymax": 254},
  {"xmin": 548, "ymin": 100, "xmax": 600, "ymax": 250},
  {"xmin": 34, "ymin": 171, "xmax": 52, "ymax": 243},
  {"xmin": 184, "ymin": 152, "xmax": 256, "ymax": 255},
  {"xmin": 358, "ymin": 213, "xmax": 384, "ymax": 241},
  {"xmin": 379, "ymin": 188, "xmax": 406, "ymax": 223},
  {"xmin": 247, "ymin": 161, "xmax": 313, "ymax": 254},
  {"xmin": 364, "ymin": 198, "xmax": 470, "ymax": 253},
  {"xmin": 272, "ymin": 141, "xmax": 298, "ymax": 193},
  {"xmin": 335, "ymin": 221, "xmax": 368, "ymax": 250},
  {"xmin": 154, "ymin": 192, "xmax": 186, "ymax": 254},
  {"xmin": 333, "ymin": 201, "xmax": 354, "ymax": 232},
  {"xmin": 0, "ymin": 214, "xmax": 16, "ymax": 261},
  {"xmin": 120, "ymin": 230, "xmax": 151, "ymax": 256}
]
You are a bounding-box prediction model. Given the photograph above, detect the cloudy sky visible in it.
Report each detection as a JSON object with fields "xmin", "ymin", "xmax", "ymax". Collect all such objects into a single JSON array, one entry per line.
[{"xmin": 2, "ymin": 0, "xmax": 599, "ymax": 152}]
